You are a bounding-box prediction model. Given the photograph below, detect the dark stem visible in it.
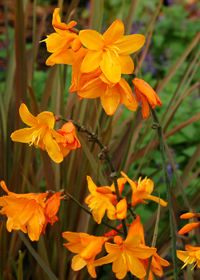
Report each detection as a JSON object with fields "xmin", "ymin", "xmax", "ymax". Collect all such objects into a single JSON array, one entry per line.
[
  {"xmin": 150, "ymin": 108, "xmax": 178, "ymax": 280},
  {"xmin": 64, "ymin": 191, "xmax": 122, "ymax": 234},
  {"xmin": 60, "ymin": 117, "xmax": 128, "ymax": 237}
]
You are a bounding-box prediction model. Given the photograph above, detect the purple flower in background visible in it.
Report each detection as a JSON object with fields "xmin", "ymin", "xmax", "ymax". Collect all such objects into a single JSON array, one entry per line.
[
  {"xmin": 143, "ymin": 51, "xmax": 157, "ymax": 76},
  {"xmin": 130, "ymin": 22, "xmax": 144, "ymax": 34}
]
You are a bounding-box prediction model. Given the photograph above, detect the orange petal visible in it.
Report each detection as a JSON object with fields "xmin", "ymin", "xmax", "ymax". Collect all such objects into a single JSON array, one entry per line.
[
  {"xmin": 180, "ymin": 212, "xmax": 200, "ymax": 219},
  {"xmin": 178, "ymin": 222, "xmax": 200, "ymax": 235},
  {"xmin": 103, "ymin": 19, "xmax": 124, "ymax": 44},
  {"xmin": 19, "ymin": 103, "xmax": 38, "ymax": 126},
  {"xmin": 81, "ymin": 50, "xmax": 103, "ymax": 73},
  {"xmin": 43, "ymin": 130, "xmax": 64, "ymax": 163},
  {"xmin": 118, "ymin": 55, "xmax": 134, "ymax": 74},
  {"xmin": 100, "ymin": 88, "xmax": 120, "ymax": 115},
  {"xmin": 79, "ymin": 30, "xmax": 105, "ymax": 50},
  {"xmin": 115, "ymin": 34, "xmax": 145, "ymax": 55},
  {"xmin": 100, "ymin": 52, "xmax": 121, "ymax": 84},
  {"xmin": 116, "ymin": 198, "xmax": 127, "ymax": 220}
]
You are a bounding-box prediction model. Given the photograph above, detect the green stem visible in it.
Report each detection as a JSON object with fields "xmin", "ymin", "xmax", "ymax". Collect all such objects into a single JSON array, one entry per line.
[
  {"xmin": 64, "ymin": 191, "xmax": 121, "ymax": 234},
  {"xmin": 150, "ymin": 108, "xmax": 178, "ymax": 280},
  {"xmin": 60, "ymin": 117, "xmax": 128, "ymax": 237}
]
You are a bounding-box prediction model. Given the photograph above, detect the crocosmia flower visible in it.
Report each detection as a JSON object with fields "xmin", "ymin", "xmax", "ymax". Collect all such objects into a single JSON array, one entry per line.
[
  {"xmin": 121, "ymin": 172, "xmax": 167, "ymax": 207},
  {"xmin": 94, "ymin": 232, "xmax": 156, "ymax": 279},
  {"xmin": 124, "ymin": 216, "xmax": 170, "ymax": 280},
  {"xmin": 62, "ymin": 231, "xmax": 108, "ymax": 277},
  {"xmin": 11, "ymin": 103, "xmax": 68, "ymax": 163},
  {"xmin": 177, "ymin": 245, "xmax": 200, "ymax": 269},
  {"xmin": 79, "ymin": 19, "xmax": 145, "ymax": 83},
  {"xmin": 69, "ymin": 65, "xmax": 138, "ymax": 115},
  {"xmin": 85, "ymin": 176, "xmax": 127, "ymax": 224},
  {"xmin": 132, "ymin": 78, "xmax": 162, "ymax": 118},
  {"xmin": 56, "ymin": 122, "xmax": 81, "ymax": 157},
  {"xmin": 43, "ymin": 8, "xmax": 82, "ymax": 66},
  {"xmin": 0, "ymin": 181, "xmax": 48, "ymax": 241}
]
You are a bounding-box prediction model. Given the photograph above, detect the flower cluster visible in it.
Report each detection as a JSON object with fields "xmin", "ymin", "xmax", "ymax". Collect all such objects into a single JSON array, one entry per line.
[
  {"xmin": 0, "ymin": 7, "xmax": 173, "ymax": 280},
  {"xmin": 63, "ymin": 215, "xmax": 170, "ymax": 279},
  {"xmin": 43, "ymin": 8, "xmax": 162, "ymax": 117}
]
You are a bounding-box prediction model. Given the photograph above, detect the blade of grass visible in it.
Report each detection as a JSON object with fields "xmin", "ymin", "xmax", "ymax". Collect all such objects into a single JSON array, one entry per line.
[{"xmin": 18, "ymin": 232, "xmax": 58, "ymax": 280}]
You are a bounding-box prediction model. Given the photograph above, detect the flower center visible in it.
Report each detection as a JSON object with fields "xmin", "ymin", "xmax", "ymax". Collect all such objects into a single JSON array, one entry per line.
[{"xmin": 29, "ymin": 126, "xmax": 46, "ymax": 147}]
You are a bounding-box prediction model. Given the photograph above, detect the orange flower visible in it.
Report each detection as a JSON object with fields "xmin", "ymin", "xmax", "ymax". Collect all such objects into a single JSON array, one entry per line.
[
  {"xmin": 69, "ymin": 66, "xmax": 138, "ymax": 115},
  {"xmin": 128, "ymin": 216, "xmax": 170, "ymax": 280},
  {"xmin": 10, "ymin": 103, "xmax": 69, "ymax": 163},
  {"xmin": 0, "ymin": 181, "xmax": 48, "ymax": 241},
  {"xmin": 43, "ymin": 8, "xmax": 82, "ymax": 66},
  {"xmin": 177, "ymin": 244, "xmax": 200, "ymax": 269},
  {"xmin": 180, "ymin": 212, "xmax": 200, "ymax": 219},
  {"xmin": 94, "ymin": 231, "xmax": 156, "ymax": 279},
  {"xmin": 42, "ymin": 191, "xmax": 63, "ymax": 234},
  {"xmin": 85, "ymin": 176, "xmax": 127, "ymax": 223},
  {"xmin": 62, "ymin": 231, "xmax": 108, "ymax": 278},
  {"xmin": 56, "ymin": 122, "xmax": 81, "ymax": 157},
  {"xmin": 132, "ymin": 78, "xmax": 162, "ymax": 118},
  {"xmin": 178, "ymin": 222, "xmax": 200, "ymax": 235},
  {"xmin": 79, "ymin": 19, "xmax": 145, "ymax": 83},
  {"xmin": 121, "ymin": 172, "xmax": 167, "ymax": 207}
]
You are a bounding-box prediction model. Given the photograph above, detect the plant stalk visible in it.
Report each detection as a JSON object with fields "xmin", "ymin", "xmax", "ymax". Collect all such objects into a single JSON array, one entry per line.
[
  {"xmin": 150, "ymin": 108, "xmax": 178, "ymax": 280},
  {"xmin": 60, "ymin": 117, "xmax": 128, "ymax": 237}
]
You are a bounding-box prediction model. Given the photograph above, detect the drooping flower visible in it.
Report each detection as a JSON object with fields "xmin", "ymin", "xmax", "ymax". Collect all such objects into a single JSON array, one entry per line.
[
  {"xmin": 132, "ymin": 78, "xmax": 162, "ymax": 118},
  {"xmin": 62, "ymin": 231, "xmax": 108, "ymax": 278},
  {"xmin": 94, "ymin": 232, "xmax": 156, "ymax": 279},
  {"xmin": 69, "ymin": 65, "xmax": 138, "ymax": 115},
  {"xmin": 79, "ymin": 19, "xmax": 145, "ymax": 83},
  {"xmin": 121, "ymin": 172, "xmax": 167, "ymax": 207},
  {"xmin": 0, "ymin": 181, "xmax": 48, "ymax": 241},
  {"xmin": 178, "ymin": 212, "xmax": 200, "ymax": 235},
  {"xmin": 42, "ymin": 191, "xmax": 63, "ymax": 234},
  {"xmin": 85, "ymin": 176, "xmax": 127, "ymax": 224},
  {"xmin": 43, "ymin": 8, "xmax": 82, "ymax": 66},
  {"xmin": 177, "ymin": 245, "xmax": 200, "ymax": 269},
  {"xmin": 56, "ymin": 122, "xmax": 81, "ymax": 158},
  {"xmin": 11, "ymin": 103, "xmax": 68, "ymax": 163}
]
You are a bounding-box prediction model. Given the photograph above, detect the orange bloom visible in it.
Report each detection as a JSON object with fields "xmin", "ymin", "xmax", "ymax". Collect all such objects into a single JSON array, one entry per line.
[
  {"xmin": 62, "ymin": 231, "xmax": 108, "ymax": 278},
  {"xmin": 177, "ymin": 244, "xmax": 200, "ymax": 269},
  {"xmin": 11, "ymin": 103, "xmax": 68, "ymax": 163},
  {"xmin": 180, "ymin": 212, "xmax": 200, "ymax": 219},
  {"xmin": 43, "ymin": 8, "xmax": 82, "ymax": 66},
  {"xmin": 132, "ymin": 78, "xmax": 162, "ymax": 118},
  {"xmin": 178, "ymin": 222, "xmax": 200, "ymax": 235},
  {"xmin": 42, "ymin": 191, "xmax": 63, "ymax": 234},
  {"xmin": 94, "ymin": 231, "xmax": 156, "ymax": 279},
  {"xmin": 69, "ymin": 65, "xmax": 138, "ymax": 115},
  {"xmin": 121, "ymin": 172, "xmax": 167, "ymax": 207},
  {"xmin": 79, "ymin": 19, "xmax": 145, "ymax": 83},
  {"xmin": 128, "ymin": 216, "xmax": 170, "ymax": 280},
  {"xmin": 0, "ymin": 181, "xmax": 48, "ymax": 241},
  {"xmin": 56, "ymin": 122, "xmax": 81, "ymax": 157},
  {"xmin": 85, "ymin": 176, "xmax": 127, "ymax": 224}
]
